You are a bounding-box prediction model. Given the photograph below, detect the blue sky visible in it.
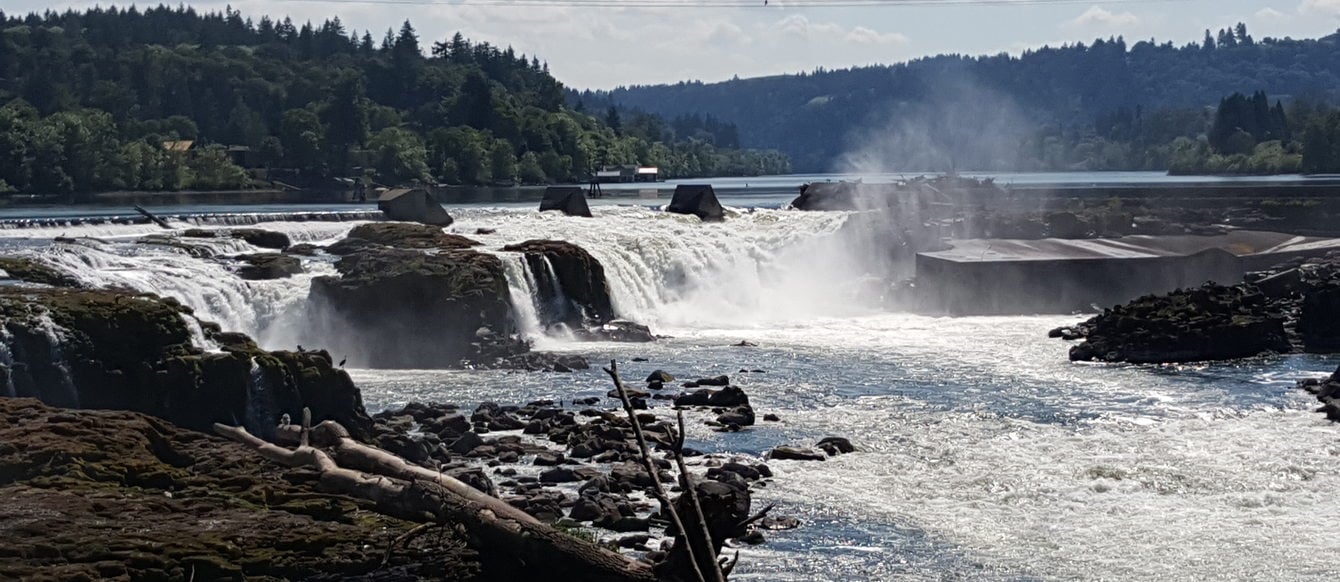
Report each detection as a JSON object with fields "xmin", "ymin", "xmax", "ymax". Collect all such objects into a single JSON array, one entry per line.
[{"xmin": 8, "ymin": 1, "xmax": 1340, "ymax": 88}]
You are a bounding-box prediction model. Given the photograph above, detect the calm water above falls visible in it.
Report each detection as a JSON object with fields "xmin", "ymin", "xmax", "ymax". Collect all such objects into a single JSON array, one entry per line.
[{"xmin": 2, "ymin": 203, "xmax": 1337, "ymax": 580}]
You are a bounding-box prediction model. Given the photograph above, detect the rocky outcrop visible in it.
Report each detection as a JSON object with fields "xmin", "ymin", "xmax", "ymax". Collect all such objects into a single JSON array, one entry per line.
[
  {"xmin": 0, "ymin": 287, "xmax": 371, "ymax": 440},
  {"xmin": 504, "ymin": 239, "xmax": 615, "ymax": 327},
  {"xmin": 1058, "ymin": 253, "xmax": 1340, "ymax": 364},
  {"xmin": 1064, "ymin": 283, "xmax": 1289, "ymax": 364},
  {"xmin": 308, "ymin": 224, "xmax": 521, "ymax": 369},
  {"xmin": 234, "ymin": 253, "xmax": 303, "ymax": 280},
  {"xmin": 1297, "ymin": 367, "xmax": 1340, "ymax": 421},
  {"xmin": 378, "ymin": 188, "xmax": 454, "ymax": 226},
  {"xmin": 0, "ymin": 256, "xmax": 84, "ymax": 288},
  {"xmin": 182, "ymin": 228, "xmax": 291, "ymax": 250},
  {"xmin": 0, "ymin": 398, "xmax": 477, "ymax": 581}
]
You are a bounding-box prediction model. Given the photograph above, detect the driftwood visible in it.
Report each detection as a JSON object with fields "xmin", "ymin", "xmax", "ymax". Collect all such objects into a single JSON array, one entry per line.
[
  {"xmin": 604, "ymin": 360, "xmax": 730, "ymax": 582},
  {"xmin": 214, "ymin": 422, "xmax": 656, "ymax": 582},
  {"xmin": 133, "ymin": 205, "xmax": 172, "ymax": 229}
]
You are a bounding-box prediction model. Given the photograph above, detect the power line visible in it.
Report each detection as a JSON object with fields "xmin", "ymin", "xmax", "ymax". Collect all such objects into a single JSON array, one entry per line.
[{"xmin": 276, "ymin": 0, "xmax": 1191, "ymax": 8}]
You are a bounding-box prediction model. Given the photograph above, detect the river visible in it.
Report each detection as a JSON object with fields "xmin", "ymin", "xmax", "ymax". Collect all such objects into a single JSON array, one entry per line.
[{"xmin": 0, "ymin": 183, "xmax": 1336, "ymax": 580}]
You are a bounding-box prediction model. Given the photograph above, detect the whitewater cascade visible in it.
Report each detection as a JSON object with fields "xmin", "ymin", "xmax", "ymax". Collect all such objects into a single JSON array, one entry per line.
[{"xmin": 0, "ymin": 205, "xmax": 884, "ymax": 350}]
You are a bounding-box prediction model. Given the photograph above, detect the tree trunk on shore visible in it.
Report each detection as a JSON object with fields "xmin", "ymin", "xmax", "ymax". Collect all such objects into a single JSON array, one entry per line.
[{"xmin": 214, "ymin": 422, "xmax": 657, "ymax": 582}]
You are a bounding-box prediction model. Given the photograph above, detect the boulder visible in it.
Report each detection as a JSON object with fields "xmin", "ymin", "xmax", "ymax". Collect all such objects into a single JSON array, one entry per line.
[
  {"xmin": 816, "ymin": 436, "xmax": 855, "ymax": 456},
  {"xmin": 675, "ymin": 386, "xmax": 749, "ymax": 408},
  {"xmin": 234, "ymin": 253, "xmax": 303, "ymax": 280},
  {"xmin": 0, "ymin": 257, "xmax": 84, "ymax": 288},
  {"xmin": 1299, "ymin": 286, "xmax": 1340, "ymax": 353},
  {"xmin": 306, "ymin": 232, "xmax": 521, "ymax": 368},
  {"xmin": 646, "ymin": 370, "xmax": 675, "ymax": 383},
  {"xmin": 576, "ymin": 320, "xmax": 656, "ymax": 343},
  {"xmin": 182, "ymin": 228, "xmax": 291, "ymax": 250},
  {"xmin": 0, "ymin": 288, "xmax": 371, "ymax": 440},
  {"xmin": 503, "ymin": 240, "xmax": 614, "ymax": 327},
  {"xmin": 346, "ymin": 222, "xmax": 479, "ymax": 250},
  {"xmin": 1066, "ymin": 283, "xmax": 1290, "ymax": 364},
  {"xmin": 539, "ymin": 186, "xmax": 593, "ymax": 218},
  {"xmin": 767, "ymin": 446, "xmax": 826, "ymax": 461},
  {"xmin": 377, "ymin": 188, "xmax": 453, "ymax": 226},
  {"xmin": 667, "ymin": 185, "xmax": 724, "ymax": 222}
]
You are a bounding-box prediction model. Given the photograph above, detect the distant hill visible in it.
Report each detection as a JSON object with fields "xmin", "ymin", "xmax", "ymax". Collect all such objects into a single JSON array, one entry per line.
[
  {"xmin": 581, "ymin": 25, "xmax": 1340, "ymax": 172},
  {"xmin": 0, "ymin": 6, "xmax": 787, "ymax": 196}
]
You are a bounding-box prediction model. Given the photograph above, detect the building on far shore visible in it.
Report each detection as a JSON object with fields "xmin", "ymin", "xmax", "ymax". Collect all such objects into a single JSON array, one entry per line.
[{"xmin": 593, "ymin": 165, "xmax": 659, "ymax": 183}]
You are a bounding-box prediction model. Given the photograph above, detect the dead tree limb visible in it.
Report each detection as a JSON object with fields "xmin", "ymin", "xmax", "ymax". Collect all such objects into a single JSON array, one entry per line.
[
  {"xmin": 133, "ymin": 205, "xmax": 172, "ymax": 229},
  {"xmin": 674, "ymin": 408, "xmax": 726, "ymax": 581},
  {"xmin": 603, "ymin": 360, "xmax": 710, "ymax": 582},
  {"xmin": 214, "ymin": 423, "xmax": 654, "ymax": 582}
]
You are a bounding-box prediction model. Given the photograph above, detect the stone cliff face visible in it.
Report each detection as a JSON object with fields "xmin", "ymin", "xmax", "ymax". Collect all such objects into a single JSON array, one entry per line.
[
  {"xmin": 0, "ymin": 287, "xmax": 371, "ymax": 440},
  {"xmin": 503, "ymin": 239, "xmax": 615, "ymax": 328},
  {"xmin": 307, "ymin": 223, "xmax": 523, "ymax": 369}
]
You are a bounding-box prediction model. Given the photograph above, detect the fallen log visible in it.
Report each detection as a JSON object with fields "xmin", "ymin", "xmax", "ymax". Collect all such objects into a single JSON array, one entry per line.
[
  {"xmin": 215, "ymin": 422, "xmax": 656, "ymax": 582},
  {"xmin": 133, "ymin": 205, "xmax": 173, "ymax": 229}
]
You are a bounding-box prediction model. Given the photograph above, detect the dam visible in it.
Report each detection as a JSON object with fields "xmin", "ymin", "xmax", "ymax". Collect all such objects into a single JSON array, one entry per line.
[{"xmin": 913, "ymin": 230, "xmax": 1340, "ymax": 314}]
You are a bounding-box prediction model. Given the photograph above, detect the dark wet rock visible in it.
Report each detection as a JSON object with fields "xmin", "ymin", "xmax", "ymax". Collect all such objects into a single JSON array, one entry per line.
[
  {"xmin": 447, "ymin": 466, "xmax": 497, "ymax": 496},
  {"xmin": 715, "ymin": 405, "xmax": 756, "ymax": 427},
  {"xmin": 534, "ymin": 452, "xmax": 566, "ymax": 466},
  {"xmin": 735, "ymin": 530, "xmax": 766, "ymax": 545},
  {"xmin": 376, "ymin": 433, "xmax": 434, "ymax": 465},
  {"xmin": 667, "ymin": 184, "xmax": 724, "ymax": 222},
  {"xmin": 647, "ymin": 370, "xmax": 675, "ymax": 383},
  {"xmin": 0, "ymin": 287, "xmax": 370, "ymax": 441},
  {"xmin": 569, "ymin": 494, "xmax": 624, "ymax": 523},
  {"xmin": 706, "ymin": 462, "xmax": 766, "ymax": 482},
  {"xmin": 183, "ymin": 228, "xmax": 291, "ymax": 250},
  {"xmin": 733, "ymin": 340, "xmax": 757, "ymax": 347},
  {"xmin": 137, "ymin": 234, "xmax": 216, "ymax": 257},
  {"xmin": 767, "ymin": 446, "xmax": 826, "ymax": 461},
  {"xmin": 539, "ymin": 466, "xmax": 601, "ymax": 484},
  {"xmin": 0, "ymin": 256, "xmax": 84, "ymax": 288},
  {"xmin": 449, "ymin": 432, "xmax": 485, "ymax": 454},
  {"xmin": 1298, "ymin": 366, "xmax": 1340, "ymax": 421},
  {"xmin": 696, "ymin": 375, "xmax": 730, "ymax": 387},
  {"xmin": 616, "ymin": 534, "xmax": 652, "ymax": 549},
  {"xmin": 763, "ymin": 413, "xmax": 781, "ymax": 422},
  {"xmin": 323, "ymin": 237, "xmax": 378, "ymax": 256},
  {"xmin": 675, "ymin": 386, "xmax": 749, "ymax": 408},
  {"xmin": 1299, "ymin": 285, "xmax": 1340, "ymax": 352},
  {"xmin": 0, "ymin": 399, "xmax": 478, "ymax": 580},
  {"xmin": 575, "ymin": 320, "xmax": 657, "ymax": 343},
  {"xmin": 234, "ymin": 253, "xmax": 303, "ymax": 280},
  {"xmin": 1066, "ymin": 283, "xmax": 1289, "ymax": 364},
  {"xmin": 345, "ymin": 222, "xmax": 478, "ymax": 250},
  {"xmin": 759, "ymin": 515, "xmax": 801, "ymax": 530},
  {"xmin": 503, "ymin": 240, "xmax": 614, "ymax": 327},
  {"xmin": 307, "ymin": 229, "xmax": 522, "ymax": 368},
  {"xmin": 599, "ymin": 516, "xmax": 651, "ymax": 533},
  {"xmin": 284, "ymin": 243, "xmax": 322, "ymax": 256},
  {"xmin": 608, "ymin": 387, "xmax": 650, "ymax": 399},
  {"xmin": 816, "ymin": 436, "xmax": 856, "ymax": 456},
  {"xmin": 377, "ymin": 188, "xmax": 453, "ymax": 226},
  {"xmin": 573, "ymin": 397, "xmax": 600, "ymax": 406}
]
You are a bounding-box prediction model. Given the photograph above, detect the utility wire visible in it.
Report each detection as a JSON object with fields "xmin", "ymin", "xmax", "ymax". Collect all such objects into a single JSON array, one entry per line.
[{"xmin": 276, "ymin": 0, "xmax": 1191, "ymax": 8}]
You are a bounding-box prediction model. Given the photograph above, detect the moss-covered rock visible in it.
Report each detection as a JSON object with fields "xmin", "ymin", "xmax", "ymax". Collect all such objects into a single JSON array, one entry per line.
[
  {"xmin": 307, "ymin": 225, "xmax": 521, "ymax": 368},
  {"xmin": 183, "ymin": 228, "xmax": 291, "ymax": 250},
  {"xmin": 503, "ymin": 240, "xmax": 614, "ymax": 327},
  {"xmin": 234, "ymin": 253, "xmax": 303, "ymax": 280},
  {"xmin": 0, "ymin": 257, "xmax": 83, "ymax": 288},
  {"xmin": 0, "ymin": 398, "xmax": 479, "ymax": 581},
  {"xmin": 0, "ymin": 287, "xmax": 371, "ymax": 439}
]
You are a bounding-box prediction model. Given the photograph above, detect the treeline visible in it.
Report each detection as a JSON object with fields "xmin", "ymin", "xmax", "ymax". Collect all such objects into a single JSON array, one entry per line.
[
  {"xmin": 588, "ymin": 23, "xmax": 1340, "ymax": 172},
  {"xmin": 0, "ymin": 6, "xmax": 788, "ymax": 196}
]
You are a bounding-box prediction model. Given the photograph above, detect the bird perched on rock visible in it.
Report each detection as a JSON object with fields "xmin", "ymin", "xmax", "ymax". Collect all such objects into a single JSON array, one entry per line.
[
  {"xmin": 338, "ymin": 356, "xmax": 347, "ymax": 368},
  {"xmin": 279, "ymin": 413, "xmax": 291, "ymax": 426}
]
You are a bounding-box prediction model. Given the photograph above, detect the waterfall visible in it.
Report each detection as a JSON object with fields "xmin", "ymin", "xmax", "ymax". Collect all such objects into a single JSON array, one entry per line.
[
  {"xmin": 453, "ymin": 206, "xmax": 876, "ymax": 332},
  {"xmin": 500, "ymin": 253, "xmax": 545, "ymax": 341},
  {"xmin": 33, "ymin": 312, "xmax": 79, "ymax": 408},
  {"xmin": 243, "ymin": 358, "xmax": 276, "ymax": 437},
  {"xmin": 181, "ymin": 314, "xmax": 221, "ymax": 353},
  {"xmin": 0, "ymin": 326, "xmax": 16, "ymax": 398}
]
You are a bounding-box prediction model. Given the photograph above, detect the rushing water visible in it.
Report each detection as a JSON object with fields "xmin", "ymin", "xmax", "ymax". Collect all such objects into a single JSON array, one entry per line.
[{"xmin": 1, "ymin": 203, "xmax": 1337, "ymax": 580}]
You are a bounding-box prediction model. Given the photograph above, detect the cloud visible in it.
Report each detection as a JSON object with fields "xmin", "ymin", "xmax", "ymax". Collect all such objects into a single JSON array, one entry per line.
[
  {"xmin": 846, "ymin": 26, "xmax": 910, "ymax": 47},
  {"xmin": 1299, "ymin": 0, "xmax": 1340, "ymax": 17},
  {"xmin": 1254, "ymin": 7, "xmax": 1287, "ymax": 19},
  {"xmin": 1067, "ymin": 5, "xmax": 1141, "ymax": 29}
]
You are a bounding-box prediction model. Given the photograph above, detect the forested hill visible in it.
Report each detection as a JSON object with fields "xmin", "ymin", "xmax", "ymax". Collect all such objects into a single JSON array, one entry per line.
[
  {"xmin": 0, "ymin": 6, "xmax": 787, "ymax": 196},
  {"xmin": 583, "ymin": 25, "xmax": 1340, "ymax": 172}
]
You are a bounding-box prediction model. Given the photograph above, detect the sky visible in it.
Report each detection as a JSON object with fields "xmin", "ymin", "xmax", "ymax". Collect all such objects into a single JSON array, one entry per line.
[{"xmin": 9, "ymin": 0, "xmax": 1340, "ymax": 89}]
